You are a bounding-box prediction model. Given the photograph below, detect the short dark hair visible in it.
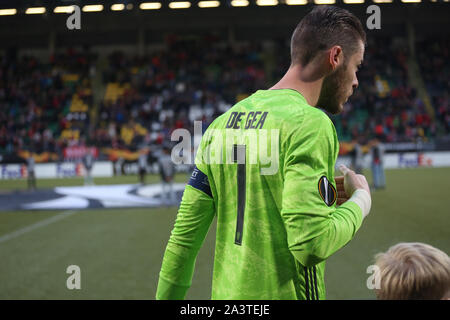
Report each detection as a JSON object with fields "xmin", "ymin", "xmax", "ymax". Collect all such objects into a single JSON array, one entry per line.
[{"xmin": 290, "ymin": 6, "xmax": 366, "ymax": 67}]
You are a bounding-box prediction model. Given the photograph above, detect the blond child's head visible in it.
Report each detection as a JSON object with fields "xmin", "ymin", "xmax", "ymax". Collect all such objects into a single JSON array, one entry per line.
[{"xmin": 374, "ymin": 242, "xmax": 450, "ymax": 300}]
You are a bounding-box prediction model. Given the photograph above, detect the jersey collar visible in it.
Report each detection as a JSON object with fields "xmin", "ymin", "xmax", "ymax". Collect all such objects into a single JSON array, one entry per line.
[{"xmin": 259, "ymin": 88, "xmax": 308, "ymax": 104}]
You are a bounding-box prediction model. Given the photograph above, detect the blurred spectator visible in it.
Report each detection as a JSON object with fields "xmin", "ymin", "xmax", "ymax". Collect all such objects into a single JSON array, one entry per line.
[
  {"xmin": 83, "ymin": 148, "xmax": 95, "ymax": 186},
  {"xmin": 370, "ymin": 139, "xmax": 386, "ymax": 190},
  {"xmin": 351, "ymin": 140, "xmax": 364, "ymax": 174},
  {"xmin": 138, "ymin": 149, "xmax": 148, "ymax": 185},
  {"xmin": 27, "ymin": 154, "xmax": 36, "ymax": 190},
  {"xmin": 158, "ymin": 144, "xmax": 176, "ymax": 206}
]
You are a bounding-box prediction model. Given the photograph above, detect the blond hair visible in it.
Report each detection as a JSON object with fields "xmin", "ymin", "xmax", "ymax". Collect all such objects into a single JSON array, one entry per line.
[{"xmin": 374, "ymin": 242, "xmax": 450, "ymax": 300}]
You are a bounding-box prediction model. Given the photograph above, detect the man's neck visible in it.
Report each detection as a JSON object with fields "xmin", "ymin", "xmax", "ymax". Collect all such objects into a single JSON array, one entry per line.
[{"xmin": 269, "ymin": 64, "xmax": 323, "ymax": 107}]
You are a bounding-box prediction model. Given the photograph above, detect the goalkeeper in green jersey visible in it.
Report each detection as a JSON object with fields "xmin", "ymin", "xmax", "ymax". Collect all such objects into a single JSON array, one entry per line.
[{"xmin": 156, "ymin": 6, "xmax": 372, "ymax": 300}]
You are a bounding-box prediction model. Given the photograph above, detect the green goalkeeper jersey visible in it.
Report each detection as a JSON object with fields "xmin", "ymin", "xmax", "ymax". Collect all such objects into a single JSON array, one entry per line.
[{"xmin": 156, "ymin": 88, "xmax": 363, "ymax": 300}]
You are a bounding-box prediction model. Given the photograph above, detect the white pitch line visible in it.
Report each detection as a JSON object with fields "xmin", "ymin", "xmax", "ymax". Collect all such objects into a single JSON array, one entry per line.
[{"xmin": 0, "ymin": 210, "xmax": 78, "ymax": 244}]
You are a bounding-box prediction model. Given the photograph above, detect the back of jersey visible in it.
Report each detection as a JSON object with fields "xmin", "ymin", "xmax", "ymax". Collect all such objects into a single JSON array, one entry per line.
[
  {"xmin": 197, "ymin": 89, "xmax": 313, "ymax": 299},
  {"xmin": 157, "ymin": 88, "xmax": 360, "ymax": 301}
]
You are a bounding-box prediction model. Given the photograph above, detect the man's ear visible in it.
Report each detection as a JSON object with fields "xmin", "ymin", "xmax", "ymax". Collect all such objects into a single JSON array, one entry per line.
[{"xmin": 329, "ymin": 46, "xmax": 343, "ymax": 71}]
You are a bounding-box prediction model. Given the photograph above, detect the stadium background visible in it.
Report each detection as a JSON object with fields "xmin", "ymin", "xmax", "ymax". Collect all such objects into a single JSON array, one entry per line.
[{"xmin": 0, "ymin": 0, "xmax": 449, "ymax": 299}]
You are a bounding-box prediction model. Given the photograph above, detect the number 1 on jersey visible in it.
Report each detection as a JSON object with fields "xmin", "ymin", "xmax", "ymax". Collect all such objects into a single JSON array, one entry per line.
[{"xmin": 233, "ymin": 144, "xmax": 246, "ymax": 245}]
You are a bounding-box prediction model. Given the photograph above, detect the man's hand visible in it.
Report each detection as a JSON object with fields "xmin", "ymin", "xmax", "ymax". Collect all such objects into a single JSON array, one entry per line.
[
  {"xmin": 337, "ymin": 164, "xmax": 372, "ymax": 218},
  {"xmin": 336, "ymin": 164, "xmax": 371, "ymax": 206},
  {"xmin": 338, "ymin": 164, "xmax": 371, "ymax": 196}
]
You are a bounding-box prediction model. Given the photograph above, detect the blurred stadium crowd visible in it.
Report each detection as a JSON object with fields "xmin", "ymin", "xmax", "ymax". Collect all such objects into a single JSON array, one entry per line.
[{"xmin": 0, "ymin": 34, "xmax": 448, "ymax": 162}]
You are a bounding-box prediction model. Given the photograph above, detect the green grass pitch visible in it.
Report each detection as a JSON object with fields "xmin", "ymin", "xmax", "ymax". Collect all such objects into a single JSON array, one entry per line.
[{"xmin": 0, "ymin": 168, "xmax": 449, "ymax": 299}]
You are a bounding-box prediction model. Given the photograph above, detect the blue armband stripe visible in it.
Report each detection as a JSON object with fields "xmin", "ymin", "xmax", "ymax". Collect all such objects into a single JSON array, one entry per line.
[{"xmin": 188, "ymin": 166, "xmax": 212, "ymax": 198}]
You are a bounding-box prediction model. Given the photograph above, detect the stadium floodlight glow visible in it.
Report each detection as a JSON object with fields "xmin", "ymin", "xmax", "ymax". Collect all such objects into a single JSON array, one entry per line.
[
  {"xmin": 285, "ymin": 0, "xmax": 308, "ymax": 4},
  {"xmin": 25, "ymin": 7, "xmax": 46, "ymax": 14},
  {"xmin": 231, "ymin": 0, "xmax": 249, "ymax": 6},
  {"xmin": 343, "ymin": 0, "xmax": 364, "ymax": 3},
  {"xmin": 54, "ymin": 6, "xmax": 75, "ymax": 13},
  {"xmin": 111, "ymin": 4, "xmax": 125, "ymax": 11},
  {"xmin": 256, "ymin": 0, "xmax": 279, "ymax": 5},
  {"xmin": 0, "ymin": 8, "xmax": 16, "ymax": 15},
  {"xmin": 82, "ymin": 5, "xmax": 104, "ymax": 12},
  {"xmin": 198, "ymin": 1, "xmax": 220, "ymax": 7},
  {"xmin": 401, "ymin": 0, "xmax": 421, "ymax": 2},
  {"xmin": 140, "ymin": 2, "xmax": 162, "ymax": 10},
  {"xmin": 372, "ymin": 0, "xmax": 392, "ymax": 2},
  {"xmin": 169, "ymin": 1, "xmax": 191, "ymax": 9},
  {"xmin": 314, "ymin": 0, "xmax": 336, "ymax": 4}
]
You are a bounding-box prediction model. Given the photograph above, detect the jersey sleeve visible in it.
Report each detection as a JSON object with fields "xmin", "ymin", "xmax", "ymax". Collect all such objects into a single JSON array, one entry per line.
[
  {"xmin": 281, "ymin": 111, "xmax": 363, "ymax": 267},
  {"xmin": 156, "ymin": 138, "xmax": 215, "ymax": 300}
]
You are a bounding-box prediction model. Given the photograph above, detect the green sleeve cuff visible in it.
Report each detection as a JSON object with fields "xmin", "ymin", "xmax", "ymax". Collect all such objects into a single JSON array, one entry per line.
[
  {"xmin": 339, "ymin": 200, "xmax": 363, "ymax": 232},
  {"xmin": 155, "ymin": 276, "xmax": 190, "ymax": 300}
]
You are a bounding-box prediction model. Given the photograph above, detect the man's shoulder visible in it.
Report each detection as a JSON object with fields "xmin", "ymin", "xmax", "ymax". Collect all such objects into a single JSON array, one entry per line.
[{"xmin": 283, "ymin": 105, "xmax": 334, "ymax": 136}]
